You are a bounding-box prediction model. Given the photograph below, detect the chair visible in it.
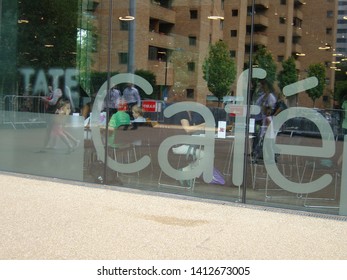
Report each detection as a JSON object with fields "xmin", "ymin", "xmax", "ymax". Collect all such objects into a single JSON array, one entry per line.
[
  {"xmin": 107, "ymin": 125, "xmax": 139, "ymax": 176},
  {"xmin": 303, "ymin": 158, "xmax": 340, "ymax": 209},
  {"xmin": 252, "ymin": 132, "xmax": 304, "ymax": 200},
  {"xmin": 158, "ymin": 144, "xmax": 201, "ymax": 192}
]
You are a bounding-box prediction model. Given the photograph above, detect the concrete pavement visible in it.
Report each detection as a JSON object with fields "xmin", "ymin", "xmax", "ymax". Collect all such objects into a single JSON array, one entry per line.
[{"xmin": 0, "ymin": 172, "xmax": 346, "ymax": 260}]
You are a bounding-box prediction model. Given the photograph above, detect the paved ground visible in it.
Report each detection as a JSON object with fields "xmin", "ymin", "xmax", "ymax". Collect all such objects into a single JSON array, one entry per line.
[{"xmin": 0, "ymin": 172, "xmax": 347, "ymax": 260}]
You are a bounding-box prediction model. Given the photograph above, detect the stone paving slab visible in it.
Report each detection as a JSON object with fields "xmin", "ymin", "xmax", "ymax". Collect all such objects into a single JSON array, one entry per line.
[{"xmin": 0, "ymin": 172, "xmax": 346, "ymax": 260}]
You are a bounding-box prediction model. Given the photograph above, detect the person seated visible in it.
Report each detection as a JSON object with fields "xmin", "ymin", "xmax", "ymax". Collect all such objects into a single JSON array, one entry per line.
[
  {"xmin": 109, "ymin": 110, "xmax": 131, "ymax": 129},
  {"xmin": 131, "ymin": 105, "xmax": 146, "ymax": 129},
  {"xmin": 132, "ymin": 105, "xmax": 146, "ymax": 123}
]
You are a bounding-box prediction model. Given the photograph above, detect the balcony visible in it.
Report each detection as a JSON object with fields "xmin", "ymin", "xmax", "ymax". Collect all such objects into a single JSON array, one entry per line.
[
  {"xmin": 150, "ymin": 2, "xmax": 176, "ymax": 24},
  {"xmin": 292, "ymin": 43, "xmax": 303, "ymax": 54},
  {"xmin": 248, "ymin": 0, "xmax": 269, "ymax": 9},
  {"xmin": 294, "ymin": 9, "xmax": 303, "ymax": 19},
  {"xmin": 246, "ymin": 33, "xmax": 268, "ymax": 45},
  {"xmin": 293, "ymin": 27, "xmax": 302, "ymax": 38},
  {"xmin": 247, "ymin": 14, "xmax": 269, "ymax": 28},
  {"xmin": 148, "ymin": 32, "xmax": 175, "ymax": 49},
  {"xmin": 294, "ymin": 0, "xmax": 306, "ymax": 8}
]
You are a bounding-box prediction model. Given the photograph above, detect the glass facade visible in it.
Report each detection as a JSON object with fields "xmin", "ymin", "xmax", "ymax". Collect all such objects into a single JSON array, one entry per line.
[{"xmin": 0, "ymin": 0, "xmax": 346, "ymax": 216}]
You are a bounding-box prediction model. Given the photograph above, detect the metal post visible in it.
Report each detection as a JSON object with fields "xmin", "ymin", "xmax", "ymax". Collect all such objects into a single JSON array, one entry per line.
[
  {"xmin": 241, "ymin": 0, "xmax": 256, "ymax": 203},
  {"xmin": 103, "ymin": 0, "xmax": 114, "ymax": 184},
  {"xmin": 128, "ymin": 0, "xmax": 136, "ymax": 73}
]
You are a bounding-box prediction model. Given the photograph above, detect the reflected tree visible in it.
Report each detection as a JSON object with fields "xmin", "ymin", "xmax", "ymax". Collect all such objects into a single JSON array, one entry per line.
[
  {"xmin": 17, "ymin": 0, "xmax": 79, "ymax": 69},
  {"xmin": 306, "ymin": 63, "xmax": 326, "ymax": 107},
  {"xmin": 202, "ymin": 41, "xmax": 236, "ymax": 106}
]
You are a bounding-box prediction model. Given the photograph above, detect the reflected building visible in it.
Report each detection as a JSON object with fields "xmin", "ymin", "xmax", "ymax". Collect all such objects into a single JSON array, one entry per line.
[{"xmin": 88, "ymin": 0, "xmax": 337, "ymax": 108}]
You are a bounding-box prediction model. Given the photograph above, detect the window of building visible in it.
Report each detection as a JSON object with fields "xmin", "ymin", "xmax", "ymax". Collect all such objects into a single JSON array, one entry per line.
[
  {"xmin": 187, "ymin": 62, "xmax": 195, "ymax": 72},
  {"xmin": 326, "ymin": 28, "xmax": 333, "ymax": 35},
  {"xmin": 119, "ymin": 53, "xmax": 128, "ymax": 64},
  {"xmin": 230, "ymin": 50, "xmax": 236, "ymax": 57},
  {"xmin": 279, "ymin": 17, "xmax": 286, "ymax": 24},
  {"xmin": 230, "ymin": 30, "xmax": 237, "ymax": 37},
  {"xmin": 277, "ymin": 55, "xmax": 284, "ymax": 62},
  {"xmin": 232, "ymin": 9, "xmax": 238, "ymax": 17},
  {"xmin": 293, "ymin": 17, "xmax": 302, "ymax": 28},
  {"xmin": 221, "ymin": 0, "xmax": 224, "ymax": 10},
  {"xmin": 189, "ymin": 36, "xmax": 197, "ymax": 46},
  {"xmin": 327, "ymin": 10, "xmax": 334, "ymax": 18},
  {"xmin": 280, "ymin": 0, "xmax": 286, "ymax": 5},
  {"xmin": 278, "ymin": 36, "xmax": 285, "ymax": 43},
  {"xmin": 120, "ymin": 21, "xmax": 129, "ymax": 31},
  {"xmin": 148, "ymin": 46, "xmax": 158, "ymax": 60},
  {"xmin": 190, "ymin": 9, "xmax": 198, "ymax": 19},
  {"xmin": 186, "ymin": 88, "xmax": 195, "ymax": 99}
]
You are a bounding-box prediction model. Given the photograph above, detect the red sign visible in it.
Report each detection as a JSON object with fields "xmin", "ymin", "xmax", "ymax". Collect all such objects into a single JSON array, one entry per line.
[{"xmin": 142, "ymin": 100, "xmax": 158, "ymax": 112}]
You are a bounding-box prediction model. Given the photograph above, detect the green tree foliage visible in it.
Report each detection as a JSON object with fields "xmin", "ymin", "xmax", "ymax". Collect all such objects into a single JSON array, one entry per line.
[
  {"xmin": 134, "ymin": 69, "xmax": 158, "ymax": 100},
  {"xmin": 0, "ymin": 0, "xmax": 18, "ymax": 93},
  {"xmin": 306, "ymin": 63, "xmax": 326, "ymax": 107},
  {"xmin": 335, "ymin": 81, "xmax": 347, "ymax": 104},
  {"xmin": 89, "ymin": 70, "xmax": 157, "ymax": 100},
  {"xmin": 277, "ymin": 56, "xmax": 298, "ymax": 91},
  {"xmin": 17, "ymin": 0, "xmax": 79, "ymax": 69},
  {"xmin": 253, "ymin": 46, "xmax": 277, "ymax": 88},
  {"xmin": 334, "ymin": 61, "xmax": 347, "ymax": 104},
  {"xmin": 202, "ymin": 41, "xmax": 236, "ymax": 105},
  {"xmin": 89, "ymin": 71, "xmax": 119, "ymax": 94}
]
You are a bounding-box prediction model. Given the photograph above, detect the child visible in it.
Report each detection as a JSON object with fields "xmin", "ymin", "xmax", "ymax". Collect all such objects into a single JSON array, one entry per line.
[
  {"xmin": 45, "ymin": 100, "xmax": 80, "ymax": 153},
  {"xmin": 131, "ymin": 105, "xmax": 146, "ymax": 129},
  {"xmin": 131, "ymin": 105, "xmax": 146, "ymax": 122}
]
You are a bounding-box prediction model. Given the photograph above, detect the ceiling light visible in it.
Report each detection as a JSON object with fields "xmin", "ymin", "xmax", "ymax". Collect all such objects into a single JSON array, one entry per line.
[
  {"xmin": 119, "ymin": 16, "xmax": 135, "ymax": 21},
  {"xmin": 208, "ymin": 15, "xmax": 224, "ymax": 20},
  {"xmin": 318, "ymin": 46, "xmax": 331, "ymax": 50},
  {"xmin": 18, "ymin": 19, "xmax": 29, "ymax": 24},
  {"xmin": 44, "ymin": 44, "xmax": 54, "ymax": 48},
  {"xmin": 296, "ymin": 53, "xmax": 306, "ymax": 57}
]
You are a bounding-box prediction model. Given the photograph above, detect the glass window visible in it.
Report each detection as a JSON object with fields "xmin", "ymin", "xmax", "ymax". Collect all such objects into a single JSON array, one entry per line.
[
  {"xmin": 327, "ymin": 10, "xmax": 334, "ymax": 18},
  {"xmin": 232, "ymin": 9, "xmax": 238, "ymax": 17},
  {"xmin": 278, "ymin": 35, "xmax": 285, "ymax": 43},
  {"xmin": 120, "ymin": 21, "xmax": 129, "ymax": 31},
  {"xmin": 119, "ymin": 53, "xmax": 128, "ymax": 64},
  {"xmin": 189, "ymin": 36, "xmax": 197, "ymax": 46},
  {"xmin": 186, "ymin": 88, "xmax": 194, "ymax": 98},
  {"xmin": 277, "ymin": 55, "xmax": 284, "ymax": 62},
  {"xmin": 187, "ymin": 62, "xmax": 195, "ymax": 71},
  {"xmin": 1, "ymin": 0, "xmax": 346, "ymax": 218},
  {"xmin": 190, "ymin": 10, "xmax": 198, "ymax": 19}
]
